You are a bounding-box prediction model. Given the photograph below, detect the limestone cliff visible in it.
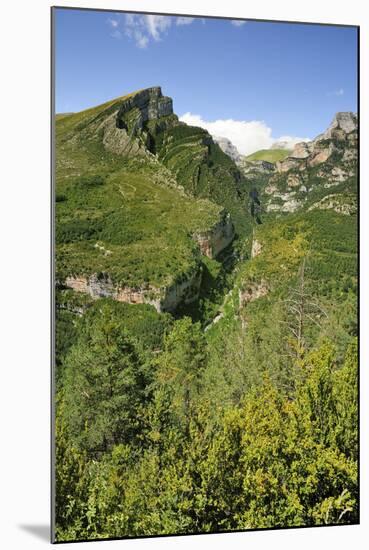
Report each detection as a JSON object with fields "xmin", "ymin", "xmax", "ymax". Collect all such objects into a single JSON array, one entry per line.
[
  {"xmin": 116, "ymin": 87, "xmax": 173, "ymax": 134},
  {"xmin": 63, "ymin": 209, "xmax": 235, "ymax": 312},
  {"xmin": 192, "ymin": 211, "xmax": 235, "ymax": 259},
  {"xmin": 57, "ymin": 86, "xmax": 243, "ymax": 313},
  {"xmin": 238, "ymin": 159, "xmax": 275, "ymax": 179},
  {"xmin": 239, "ymin": 280, "xmax": 269, "ymax": 309},
  {"xmin": 65, "ymin": 265, "xmax": 202, "ymax": 314},
  {"xmin": 276, "ymin": 112, "xmax": 357, "ymax": 174},
  {"xmin": 264, "ymin": 112, "xmax": 357, "ymax": 214},
  {"xmin": 314, "ymin": 112, "xmax": 357, "ymax": 142}
]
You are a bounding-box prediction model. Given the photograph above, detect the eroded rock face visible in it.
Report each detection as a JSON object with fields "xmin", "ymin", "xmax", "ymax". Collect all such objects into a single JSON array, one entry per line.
[
  {"xmin": 315, "ymin": 112, "xmax": 357, "ymax": 142},
  {"xmin": 213, "ymin": 136, "xmax": 241, "ymax": 163},
  {"xmin": 101, "ymin": 112, "xmax": 147, "ymax": 157},
  {"xmin": 275, "ymin": 112, "xmax": 357, "ymax": 175},
  {"xmin": 308, "ymin": 142, "xmax": 336, "ymax": 167},
  {"xmin": 239, "ymin": 280, "xmax": 268, "ymax": 308},
  {"xmin": 259, "ymin": 112, "xmax": 357, "ymax": 216},
  {"xmin": 266, "ymin": 198, "xmax": 303, "ymax": 213},
  {"xmin": 65, "ymin": 266, "xmax": 203, "ymax": 313},
  {"xmin": 65, "ymin": 274, "xmax": 158, "ymax": 306},
  {"xmin": 276, "ymin": 157, "xmax": 304, "ymax": 173},
  {"xmin": 308, "ymin": 194, "xmax": 357, "ymax": 216},
  {"xmin": 343, "ymin": 148, "xmax": 358, "ymax": 162},
  {"xmin": 291, "ymin": 142, "xmax": 313, "ymax": 159},
  {"xmin": 265, "ymin": 182, "xmax": 278, "ymax": 195},
  {"xmin": 116, "ymin": 87, "xmax": 173, "ymax": 134},
  {"xmin": 331, "ymin": 166, "xmax": 351, "ymax": 182},
  {"xmin": 287, "ymin": 173, "xmax": 303, "ymax": 188},
  {"xmin": 193, "ymin": 212, "xmax": 235, "ymax": 259},
  {"xmin": 251, "ymin": 238, "xmax": 262, "ymax": 258},
  {"xmin": 239, "ymin": 159, "xmax": 275, "ymax": 179}
]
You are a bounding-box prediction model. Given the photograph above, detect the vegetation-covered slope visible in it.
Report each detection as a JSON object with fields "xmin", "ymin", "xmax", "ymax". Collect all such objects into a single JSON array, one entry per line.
[
  {"xmin": 245, "ymin": 148, "xmax": 291, "ymax": 163},
  {"xmin": 145, "ymin": 119, "xmax": 250, "ymax": 233},
  {"xmin": 55, "ymin": 88, "xmax": 244, "ymax": 311},
  {"xmin": 54, "ymin": 92, "xmax": 358, "ymax": 542}
]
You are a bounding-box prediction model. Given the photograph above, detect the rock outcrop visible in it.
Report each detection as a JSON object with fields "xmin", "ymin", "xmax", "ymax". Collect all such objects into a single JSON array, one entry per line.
[
  {"xmin": 116, "ymin": 87, "xmax": 173, "ymax": 134},
  {"xmin": 308, "ymin": 194, "xmax": 356, "ymax": 216},
  {"xmin": 63, "ymin": 210, "xmax": 235, "ymax": 312},
  {"xmin": 193, "ymin": 211, "xmax": 235, "ymax": 258},
  {"xmin": 251, "ymin": 237, "xmax": 262, "ymax": 258},
  {"xmin": 239, "ymin": 280, "xmax": 268, "ymax": 308},
  {"xmin": 276, "ymin": 112, "xmax": 357, "ymax": 174},
  {"xmin": 213, "ymin": 136, "xmax": 241, "ymax": 163},
  {"xmin": 65, "ymin": 265, "xmax": 202, "ymax": 314},
  {"xmin": 315, "ymin": 112, "xmax": 357, "ymax": 142},
  {"xmin": 263, "ymin": 112, "xmax": 357, "ymax": 213},
  {"xmin": 276, "ymin": 157, "xmax": 304, "ymax": 173},
  {"xmin": 239, "ymin": 159, "xmax": 275, "ymax": 179},
  {"xmin": 291, "ymin": 141, "xmax": 313, "ymax": 159}
]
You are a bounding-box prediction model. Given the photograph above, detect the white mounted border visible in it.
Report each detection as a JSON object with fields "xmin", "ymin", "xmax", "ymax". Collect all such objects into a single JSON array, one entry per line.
[{"xmin": 1, "ymin": 1, "xmax": 367, "ymax": 549}]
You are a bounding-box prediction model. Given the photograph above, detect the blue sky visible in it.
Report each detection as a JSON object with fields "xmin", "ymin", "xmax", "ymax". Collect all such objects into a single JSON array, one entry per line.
[{"xmin": 54, "ymin": 8, "xmax": 358, "ymax": 154}]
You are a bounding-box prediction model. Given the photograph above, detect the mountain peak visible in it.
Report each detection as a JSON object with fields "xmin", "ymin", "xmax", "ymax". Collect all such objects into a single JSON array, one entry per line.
[
  {"xmin": 315, "ymin": 111, "xmax": 357, "ymax": 142},
  {"xmin": 116, "ymin": 86, "xmax": 173, "ymax": 133},
  {"xmin": 328, "ymin": 111, "xmax": 357, "ymax": 133}
]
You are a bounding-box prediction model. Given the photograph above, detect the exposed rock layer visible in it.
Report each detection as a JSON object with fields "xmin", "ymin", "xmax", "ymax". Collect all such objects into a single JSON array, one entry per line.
[
  {"xmin": 116, "ymin": 87, "xmax": 173, "ymax": 134},
  {"xmin": 65, "ymin": 267, "xmax": 202, "ymax": 314},
  {"xmin": 193, "ymin": 212, "xmax": 235, "ymax": 259}
]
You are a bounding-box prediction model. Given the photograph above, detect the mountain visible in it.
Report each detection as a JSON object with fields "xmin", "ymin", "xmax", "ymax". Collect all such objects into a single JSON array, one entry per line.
[
  {"xmin": 55, "ymin": 87, "xmax": 250, "ymax": 314},
  {"xmin": 262, "ymin": 112, "xmax": 358, "ymax": 214},
  {"xmin": 55, "ymin": 93, "xmax": 358, "ymax": 540},
  {"xmin": 213, "ymin": 135, "xmax": 241, "ymax": 163},
  {"xmin": 244, "ymin": 148, "xmax": 291, "ymax": 163}
]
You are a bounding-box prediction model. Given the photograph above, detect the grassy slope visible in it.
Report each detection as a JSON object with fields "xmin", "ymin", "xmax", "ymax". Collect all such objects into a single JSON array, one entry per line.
[
  {"xmin": 146, "ymin": 120, "xmax": 252, "ymax": 236},
  {"xmin": 55, "ymin": 96, "xmax": 223, "ymax": 288},
  {"xmin": 246, "ymin": 149, "xmax": 291, "ymax": 163}
]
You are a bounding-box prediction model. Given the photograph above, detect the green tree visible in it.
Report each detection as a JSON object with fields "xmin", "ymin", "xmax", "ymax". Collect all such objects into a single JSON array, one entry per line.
[
  {"xmin": 62, "ymin": 306, "xmax": 151, "ymax": 454},
  {"xmin": 155, "ymin": 317, "xmax": 207, "ymax": 434},
  {"xmin": 55, "ymin": 407, "xmax": 89, "ymax": 541}
]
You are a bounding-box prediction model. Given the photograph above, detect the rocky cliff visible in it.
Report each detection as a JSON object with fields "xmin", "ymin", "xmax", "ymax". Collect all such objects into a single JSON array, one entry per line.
[
  {"xmin": 56, "ymin": 86, "xmax": 248, "ymax": 315},
  {"xmin": 116, "ymin": 87, "xmax": 173, "ymax": 134},
  {"xmin": 65, "ymin": 265, "xmax": 202, "ymax": 314},
  {"xmin": 193, "ymin": 211, "xmax": 235, "ymax": 258},
  {"xmin": 63, "ymin": 208, "xmax": 235, "ymax": 312},
  {"xmin": 263, "ymin": 112, "xmax": 357, "ymax": 214},
  {"xmin": 276, "ymin": 112, "xmax": 357, "ymax": 174},
  {"xmin": 238, "ymin": 159, "xmax": 275, "ymax": 179}
]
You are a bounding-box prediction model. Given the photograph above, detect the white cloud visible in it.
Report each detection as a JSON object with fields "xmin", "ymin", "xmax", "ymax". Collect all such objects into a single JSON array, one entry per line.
[
  {"xmin": 107, "ymin": 16, "xmax": 122, "ymax": 39},
  {"xmin": 176, "ymin": 17, "xmax": 195, "ymax": 26},
  {"xmin": 110, "ymin": 29, "xmax": 122, "ymax": 40},
  {"xmin": 231, "ymin": 20, "xmax": 247, "ymax": 27},
  {"xmin": 107, "ymin": 18, "xmax": 119, "ymax": 28},
  {"xmin": 124, "ymin": 14, "xmax": 172, "ymax": 47},
  {"xmin": 145, "ymin": 15, "xmax": 172, "ymax": 40},
  {"xmin": 179, "ymin": 112, "xmax": 310, "ymax": 156},
  {"xmin": 327, "ymin": 88, "xmax": 344, "ymax": 97},
  {"xmin": 136, "ymin": 32, "xmax": 149, "ymax": 49}
]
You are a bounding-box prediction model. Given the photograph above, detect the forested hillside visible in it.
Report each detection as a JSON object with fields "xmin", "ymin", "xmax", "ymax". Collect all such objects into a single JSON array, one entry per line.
[{"xmin": 54, "ymin": 88, "xmax": 358, "ymax": 541}]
